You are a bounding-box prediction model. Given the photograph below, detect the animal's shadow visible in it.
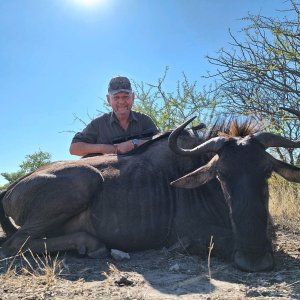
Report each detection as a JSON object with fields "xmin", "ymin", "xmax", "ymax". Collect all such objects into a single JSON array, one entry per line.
[{"xmin": 1, "ymin": 248, "xmax": 297, "ymax": 298}]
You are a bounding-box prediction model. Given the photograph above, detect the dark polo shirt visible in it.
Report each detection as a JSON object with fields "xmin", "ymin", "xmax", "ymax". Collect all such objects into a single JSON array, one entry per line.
[{"xmin": 71, "ymin": 111, "xmax": 159, "ymax": 145}]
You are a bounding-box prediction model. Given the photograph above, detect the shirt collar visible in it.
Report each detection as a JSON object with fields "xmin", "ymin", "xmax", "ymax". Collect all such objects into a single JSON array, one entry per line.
[{"xmin": 110, "ymin": 111, "xmax": 138, "ymax": 124}]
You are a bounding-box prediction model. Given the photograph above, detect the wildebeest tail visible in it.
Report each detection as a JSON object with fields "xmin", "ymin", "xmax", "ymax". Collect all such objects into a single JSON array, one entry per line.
[{"xmin": 0, "ymin": 190, "xmax": 17, "ymax": 239}]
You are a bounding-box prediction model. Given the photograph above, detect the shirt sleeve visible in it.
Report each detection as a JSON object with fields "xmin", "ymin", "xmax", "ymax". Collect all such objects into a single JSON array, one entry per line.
[{"xmin": 71, "ymin": 120, "xmax": 99, "ymax": 144}]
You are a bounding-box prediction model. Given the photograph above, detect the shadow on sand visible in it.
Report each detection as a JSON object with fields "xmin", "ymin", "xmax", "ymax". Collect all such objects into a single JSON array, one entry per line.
[{"xmin": 1, "ymin": 247, "xmax": 298, "ymax": 298}]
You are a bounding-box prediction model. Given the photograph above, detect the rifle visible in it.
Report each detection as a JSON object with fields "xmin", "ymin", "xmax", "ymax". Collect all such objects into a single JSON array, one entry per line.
[
  {"xmin": 112, "ymin": 123, "xmax": 206, "ymax": 144},
  {"xmin": 112, "ymin": 129, "xmax": 158, "ymax": 144}
]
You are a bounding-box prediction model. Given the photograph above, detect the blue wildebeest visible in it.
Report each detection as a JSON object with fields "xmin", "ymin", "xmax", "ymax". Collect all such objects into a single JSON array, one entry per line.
[{"xmin": 0, "ymin": 109, "xmax": 299, "ymax": 272}]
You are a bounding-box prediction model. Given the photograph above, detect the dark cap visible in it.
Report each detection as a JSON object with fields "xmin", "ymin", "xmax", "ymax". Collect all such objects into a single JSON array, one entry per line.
[{"xmin": 108, "ymin": 76, "xmax": 132, "ymax": 95}]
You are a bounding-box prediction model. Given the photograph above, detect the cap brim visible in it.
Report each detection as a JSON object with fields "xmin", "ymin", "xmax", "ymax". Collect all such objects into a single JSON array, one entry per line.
[{"xmin": 109, "ymin": 89, "xmax": 132, "ymax": 95}]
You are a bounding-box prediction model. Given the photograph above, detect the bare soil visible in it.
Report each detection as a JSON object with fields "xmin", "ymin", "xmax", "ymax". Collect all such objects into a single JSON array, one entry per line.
[{"xmin": 0, "ymin": 225, "xmax": 299, "ymax": 300}]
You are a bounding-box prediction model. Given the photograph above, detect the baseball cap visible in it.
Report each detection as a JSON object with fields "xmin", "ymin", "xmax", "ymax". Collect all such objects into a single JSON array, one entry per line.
[{"xmin": 108, "ymin": 76, "xmax": 132, "ymax": 95}]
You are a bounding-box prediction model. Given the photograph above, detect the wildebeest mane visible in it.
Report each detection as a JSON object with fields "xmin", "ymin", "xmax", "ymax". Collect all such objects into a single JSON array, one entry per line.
[{"xmin": 205, "ymin": 117, "xmax": 260, "ymax": 140}]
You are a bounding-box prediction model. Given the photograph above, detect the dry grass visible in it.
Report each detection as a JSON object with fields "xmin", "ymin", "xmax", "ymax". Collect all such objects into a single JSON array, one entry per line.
[
  {"xmin": 269, "ymin": 175, "xmax": 300, "ymax": 231},
  {"xmin": 102, "ymin": 263, "xmax": 120, "ymax": 283},
  {"xmin": 207, "ymin": 236, "xmax": 214, "ymax": 280},
  {"xmin": 0, "ymin": 246, "xmax": 67, "ymax": 299},
  {"xmin": 2, "ymin": 245, "xmax": 63, "ymax": 287}
]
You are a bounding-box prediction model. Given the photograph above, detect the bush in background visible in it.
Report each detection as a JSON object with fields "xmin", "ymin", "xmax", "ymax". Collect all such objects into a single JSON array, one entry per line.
[{"xmin": 269, "ymin": 175, "xmax": 300, "ymax": 231}]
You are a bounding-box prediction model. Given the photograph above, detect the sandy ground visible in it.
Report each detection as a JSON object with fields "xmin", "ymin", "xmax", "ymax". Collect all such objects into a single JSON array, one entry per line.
[{"xmin": 0, "ymin": 225, "xmax": 299, "ymax": 300}]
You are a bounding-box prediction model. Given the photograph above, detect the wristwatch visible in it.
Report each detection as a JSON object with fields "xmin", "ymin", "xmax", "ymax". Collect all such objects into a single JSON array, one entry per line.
[{"xmin": 132, "ymin": 139, "xmax": 140, "ymax": 149}]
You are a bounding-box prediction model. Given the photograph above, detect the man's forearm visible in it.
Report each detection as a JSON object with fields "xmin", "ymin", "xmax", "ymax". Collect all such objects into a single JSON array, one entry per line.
[{"xmin": 69, "ymin": 142, "xmax": 116, "ymax": 156}]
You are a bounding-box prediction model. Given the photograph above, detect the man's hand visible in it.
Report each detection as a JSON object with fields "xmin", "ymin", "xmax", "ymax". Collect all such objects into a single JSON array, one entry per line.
[
  {"xmin": 115, "ymin": 140, "xmax": 146, "ymax": 154},
  {"xmin": 115, "ymin": 140, "xmax": 135, "ymax": 154}
]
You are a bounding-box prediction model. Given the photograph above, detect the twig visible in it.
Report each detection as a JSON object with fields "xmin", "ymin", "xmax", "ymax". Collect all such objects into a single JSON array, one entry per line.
[{"xmin": 207, "ymin": 236, "xmax": 214, "ymax": 280}]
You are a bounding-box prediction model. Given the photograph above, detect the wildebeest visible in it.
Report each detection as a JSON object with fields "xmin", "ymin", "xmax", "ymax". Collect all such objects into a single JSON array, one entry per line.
[{"xmin": 0, "ymin": 108, "xmax": 300, "ymax": 272}]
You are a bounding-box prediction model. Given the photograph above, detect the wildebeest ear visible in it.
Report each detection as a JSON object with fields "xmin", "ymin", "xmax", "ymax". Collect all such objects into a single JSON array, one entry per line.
[
  {"xmin": 269, "ymin": 154, "xmax": 300, "ymax": 183},
  {"xmin": 170, "ymin": 155, "xmax": 218, "ymax": 189}
]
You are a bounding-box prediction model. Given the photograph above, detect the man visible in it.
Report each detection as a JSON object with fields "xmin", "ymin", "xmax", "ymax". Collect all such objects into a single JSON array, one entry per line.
[{"xmin": 70, "ymin": 76, "xmax": 159, "ymax": 156}]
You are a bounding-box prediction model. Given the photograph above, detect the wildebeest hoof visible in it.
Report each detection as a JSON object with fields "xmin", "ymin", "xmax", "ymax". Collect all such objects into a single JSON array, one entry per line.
[{"xmin": 88, "ymin": 246, "xmax": 109, "ymax": 258}]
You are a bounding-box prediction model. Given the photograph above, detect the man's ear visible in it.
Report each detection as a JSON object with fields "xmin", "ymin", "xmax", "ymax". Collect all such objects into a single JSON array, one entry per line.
[
  {"xmin": 106, "ymin": 94, "xmax": 111, "ymax": 106},
  {"xmin": 131, "ymin": 92, "xmax": 135, "ymax": 104}
]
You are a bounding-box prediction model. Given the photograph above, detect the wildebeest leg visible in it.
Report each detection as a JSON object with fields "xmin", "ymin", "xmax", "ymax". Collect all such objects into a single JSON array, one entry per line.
[
  {"xmin": 24, "ymin": 232, "xmax": 108, "ymax": 258},
  {"xmin": 0, "ymin": 219, "xmax": 108, "ymax": 259},
  {"xmin": 0, "ymin": 165, "xmax": 104, "ymax": 258},
  {"xmin": 189, "ymin": 227, "xmax": 234, "ymax": 259},
  {"xmin": 168, "ymin": 227, "xmax": 233, "ymax": 258}
]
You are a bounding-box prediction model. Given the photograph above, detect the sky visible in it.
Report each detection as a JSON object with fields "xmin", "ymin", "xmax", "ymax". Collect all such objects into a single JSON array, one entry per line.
[{"xmin": 0, "ymin": 0, "xmax": 291, "ymax": 185}]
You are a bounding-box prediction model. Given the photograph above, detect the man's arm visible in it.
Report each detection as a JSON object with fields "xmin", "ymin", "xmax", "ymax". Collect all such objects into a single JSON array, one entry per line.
[
  {"xmin": 69, "ymin": 114, "xmax": 158, "ymax": 157},
  {"xmin": 69, "ymin": 140, "xmax": 143, "ymax": 156},
  {"xmin": 69, "ymin": 142, "xmax": 117, "ymax": 156}
]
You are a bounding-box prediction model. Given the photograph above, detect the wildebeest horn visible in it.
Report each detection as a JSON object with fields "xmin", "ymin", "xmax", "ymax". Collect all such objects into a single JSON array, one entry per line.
[
  {"xmin": 254, "ymin": 106, "xmax": 300, "ymax": 148},
  {"xmin": 268, "ymin": 153, "xmax": 300, "ymax": 183},
  {"xmin": 280, "ymin": 107, "xmax": 300, "ymax": 118},
  {"xmin": 168, "ymin": 117, "xmax": 227, "ymax": 156},
  {"xmin": 254, "ymin": 132, "xmax": 300, "ymax": 149},
  {"xmin": 191, "ymin": 123, "xmax": 206, "ymax": 131}
]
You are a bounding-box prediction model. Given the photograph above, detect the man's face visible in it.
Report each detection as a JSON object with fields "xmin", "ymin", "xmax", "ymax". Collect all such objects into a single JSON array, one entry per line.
[{"xmin": 107, "ymin": 92, "xmax": 134, "ymax": 118}]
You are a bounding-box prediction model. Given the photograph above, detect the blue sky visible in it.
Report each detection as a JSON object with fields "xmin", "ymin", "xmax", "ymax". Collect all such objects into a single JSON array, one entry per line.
[{"xmin": 0, "ymin": 0, "xmax": 290, "ymax": 185}]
